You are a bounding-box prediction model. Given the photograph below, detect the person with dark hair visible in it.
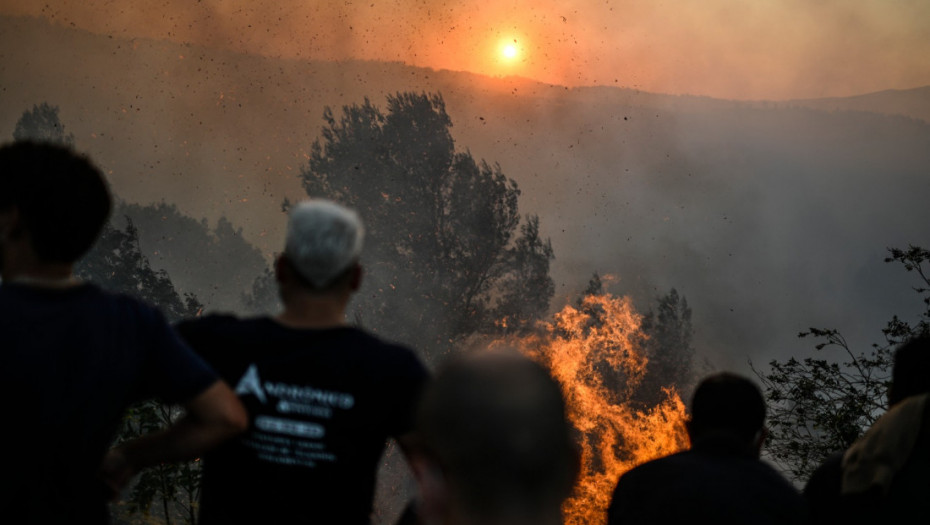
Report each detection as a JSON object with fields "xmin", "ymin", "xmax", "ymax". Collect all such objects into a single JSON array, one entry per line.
[
  {"xmin": 607, "ymin": 372, "xmax": 806, "ymax": 524},
  {"xmin": 175, "ymin": 199, "xmax": 429, "ymax": 525},
  {"xmin": 0, "ymin": 141, "xmax": 247, "ymax": 523},
  {"xmin": 409, "ymin": 350, "xmax": 578, "ymax": 525},
  {"xmin": 804, "ymin": 335, "xmax": 930, "ymax": 523},
  {"xmin": 887, "ymin": 335, "xmax": 930, "ymax": 407}
]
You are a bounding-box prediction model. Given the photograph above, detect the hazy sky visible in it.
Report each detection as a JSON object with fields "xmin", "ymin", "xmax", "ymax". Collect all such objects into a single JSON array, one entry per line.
[{"xmin": 3, "ymin": 0, "xmax": 929, "ymax": 100}]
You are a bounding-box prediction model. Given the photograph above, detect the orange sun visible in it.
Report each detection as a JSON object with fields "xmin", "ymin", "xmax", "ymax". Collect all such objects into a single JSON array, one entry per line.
[{"xmin": 501, "ymin": 41, "xmax": 520, "ymax": 61}]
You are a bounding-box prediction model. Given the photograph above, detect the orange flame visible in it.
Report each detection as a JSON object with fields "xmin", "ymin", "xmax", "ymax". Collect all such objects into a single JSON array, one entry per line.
[{"xmin": 494, "ymin": 292, "xmax": 689, "ymax": 524}]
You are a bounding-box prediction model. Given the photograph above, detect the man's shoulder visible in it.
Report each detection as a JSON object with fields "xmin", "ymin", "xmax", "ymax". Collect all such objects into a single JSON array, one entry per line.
[
  {"xmin": 611, "ymin": 450, "xmax": 805, "ymax": 523},
  {"xmin": 177, "ymin": 312, "xmax": 245, "ymax": 327},
  {"xmin": 619, "ymin": 450, "xmax": 691, "ymax": 481},
  {"xmin": 0, "ymin": 282, "xmax": 162, "ymax": 320},
  {"xmin": 176, "ymin": 313, "xmax": 261, "ymax": 338},
  {"xmin": 346, "ymin": 327, "xmax": 416, "ymax": 354},
  {"xmin": 337, "ymin": 328, "xmax": 426, "ymax": 374},
  {"xmin": 177, "ymin": 319, "xmax": 425, "ymax": 372},
  {"xmin": 619, "ymin": 449, "xmax": 792, "ymax": 487}
]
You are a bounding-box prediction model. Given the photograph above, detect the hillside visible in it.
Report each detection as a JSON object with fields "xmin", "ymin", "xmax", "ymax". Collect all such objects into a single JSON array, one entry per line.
[
  {"xmin": 783, "ymin": 87, "xmax": 930, "ymax": 123},
  {"xmin": 2, "ymin": 14, "xmax": 929, "ymax": 373}
]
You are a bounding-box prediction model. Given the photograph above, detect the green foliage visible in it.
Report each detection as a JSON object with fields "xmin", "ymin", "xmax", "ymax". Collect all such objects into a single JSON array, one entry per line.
[
  {"xmin": 77, "ymin": 217, "xmax": 202, "ymax": 322},
  {"xmin": 574, "ymin": 275, "xmax": 696, "ymax": 408},
  {"xmin": 755, "ymin": 329, "xmax": 892, "ymax": 480},
  {"xmin": 77, "ymin": 217, "xmax": 203, "ymax": 524},
  {"xmin": 753, "ymin": 244, "xmax": 930, "ymax": 481},
  {"xmin": 116, "ymin": 202, "xmax": 267, "ymax": 313},
  {"xmin": 241, "ymin": 265, "xmax": 281, "ymax": 315},
  {"xmin": 117, "ymin": 403, "xmax": 201, "ymax": 525},
  {"xmin": 12, "ymin": 102, "xmax": 75, "ymax": 146},
  {"xmin": 637, "ymin": 288, "xmax": 696, "ymax": 406},
  {"xmin": 299, "ymin": 91, "xmax": 554, "ymax": 357},
  {"xmin": 882, "ymin": 245, "xmax": 930, "ymax": 341}
]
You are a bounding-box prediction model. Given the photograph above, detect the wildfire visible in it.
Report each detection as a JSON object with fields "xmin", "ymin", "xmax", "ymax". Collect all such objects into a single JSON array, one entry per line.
[{"xmin": 494, "ymin": 292, "xmax": 689, "ymax": 524}]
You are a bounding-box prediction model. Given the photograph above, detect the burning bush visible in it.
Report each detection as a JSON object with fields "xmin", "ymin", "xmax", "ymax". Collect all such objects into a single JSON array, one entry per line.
[{"xmin": 495, "ymin": 292, "xmax": 689, "ymax": 524}]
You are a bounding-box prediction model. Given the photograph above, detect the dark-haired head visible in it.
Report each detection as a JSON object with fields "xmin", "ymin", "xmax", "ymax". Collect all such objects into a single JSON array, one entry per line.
[
  {"xmin": 0, "ymin": 141, "xmax": 111, "ymax": 264},
  {"xmin": 688, "ymin": 372, "xmax": 766, "ymax": 451},
  {"xmin": 889, "ymin": 335, "xmax": 930, "ymax": 406}
]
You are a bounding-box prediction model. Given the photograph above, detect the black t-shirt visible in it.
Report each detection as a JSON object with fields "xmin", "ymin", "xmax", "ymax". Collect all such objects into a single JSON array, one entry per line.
[
  {"xmin": 176, "ymin": 315, "xmax": 429, "ymax": 525},
  {"xmin": 607, "ymin": 439, "xmax": 808, "ymax": 525},
  {"xmin": 0, "ymin": 282, "xmax": 217, "ymax": 524}
]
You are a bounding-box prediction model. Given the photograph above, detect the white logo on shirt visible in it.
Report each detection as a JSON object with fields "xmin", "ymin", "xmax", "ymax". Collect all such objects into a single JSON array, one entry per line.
[
  {"xmin": 235, "ymin": 364, "xmax": 267, "ymax": 403},
  {"xmin": 233, "ymin": 363, "xmax": 355, "ymax": 411}
]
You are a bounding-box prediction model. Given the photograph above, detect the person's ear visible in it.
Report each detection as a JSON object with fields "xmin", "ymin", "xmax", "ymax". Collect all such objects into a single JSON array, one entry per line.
[
  {"xmin": 349, "ymin": 263, "xmax": 363, "ymax": 292},
  {"xmin": 274, "ymin": 255, "xmax": 288, "ymax": 285},
  {"xmin": 410, "ymin": 453, "xmax": 449, "ymax": 524},
  {"xmin": 752, "ymin": 427, "xmax": 768, "ymax": 456}
]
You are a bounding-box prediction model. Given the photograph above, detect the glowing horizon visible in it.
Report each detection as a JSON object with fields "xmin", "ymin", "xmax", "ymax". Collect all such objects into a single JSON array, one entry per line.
[{"xmin": 2, "ymin": 0, "xmax": 929, "ymax": 100}]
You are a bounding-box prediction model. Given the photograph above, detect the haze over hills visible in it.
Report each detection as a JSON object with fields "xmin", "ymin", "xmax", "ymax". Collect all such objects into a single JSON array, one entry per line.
[
  {"xmin": 2, "ymin": 14, "xmax": 929, "ymax": 371},
  {"xmin": 783, "ymin": 87, "xmax": 930, "ymax": 123}
]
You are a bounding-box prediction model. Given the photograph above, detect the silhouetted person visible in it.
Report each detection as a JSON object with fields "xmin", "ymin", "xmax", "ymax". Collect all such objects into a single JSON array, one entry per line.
[
  {"xmin": 409, "ymin": 350, "xmax": 578, "ymax": 525},
  {"xmin": 607, "ymin": 372, "xmax": 806, "ymax": 524},
  {"xmin": 176, "ymin": 199, "xmax": 429, "ymax": 525},
  {"xmin": 804, "ymin": 335, "xmax": 930, "ymax": 524},
  {"xmin": 0, "ymin": 141, "xmax": 247, "ymax": 524}
]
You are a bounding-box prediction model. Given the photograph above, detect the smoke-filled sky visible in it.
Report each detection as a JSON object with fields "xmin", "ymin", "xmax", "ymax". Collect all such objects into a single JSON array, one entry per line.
[
  {"xmin": 1, "ymin": 1, "xmax": 928, "ymax": 381},
  {"xmin": 2, "ymin": 0, "xmax": 929, "ymax": 100}
]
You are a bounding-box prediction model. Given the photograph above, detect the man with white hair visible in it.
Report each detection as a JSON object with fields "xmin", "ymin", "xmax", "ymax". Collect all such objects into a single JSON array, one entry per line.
[{"xmin": 177, "ymin": 200, "xmax": 429, "ymax": 525}]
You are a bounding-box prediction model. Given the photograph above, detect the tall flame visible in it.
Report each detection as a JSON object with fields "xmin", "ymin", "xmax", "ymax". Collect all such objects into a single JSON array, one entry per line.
[{"xmin": 494, "ymin": 292, "xmax": 689, "ymax": 524}]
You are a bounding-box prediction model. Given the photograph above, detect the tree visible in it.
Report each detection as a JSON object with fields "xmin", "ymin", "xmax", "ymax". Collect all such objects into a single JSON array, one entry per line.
[
  {"xmin": 576, "ymin": 277, "xmax": 697, "ymax": 408},
  {"xmin": 511, "ymin": 274, "xmax": 690, "ymax": 524},
  {"xmin": 13, "ymin": 102, "xmax": 75, "ymax": 146},
  {"xmin": 636, "ymin": 288, "xmax": 696, "ymax": 407},
  {"xmin": 117, "ymin": 201, "xmax": 267, "ymax": 313},
  {"xmin": 753, "ymin": 245, "xmax": 930, "ymax": 481},
  {"xmin": 77, "ymin": 217, "xmax": 204, "ymax": 524},
  {"xmin": 78, "ymin": 216, "xmax": 203, "ymax": 322},
  {"xmin": 241, "ymin": 265, "xmax": 280, "ymax": 315},
  {"xmin": 300, "ymin": 92, "xmax": 554, "ymax": 357}
]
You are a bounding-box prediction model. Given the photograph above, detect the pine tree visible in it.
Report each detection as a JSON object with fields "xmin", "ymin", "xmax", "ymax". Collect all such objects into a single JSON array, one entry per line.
[{"xmin": 299, "ymin": 92, "xmax": 554, "ymax": 357}]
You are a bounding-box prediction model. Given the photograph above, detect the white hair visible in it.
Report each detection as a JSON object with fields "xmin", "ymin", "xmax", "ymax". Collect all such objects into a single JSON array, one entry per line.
[{"xmin": 284, "ymin": 200, "xmax": 364, "ymax": 288}]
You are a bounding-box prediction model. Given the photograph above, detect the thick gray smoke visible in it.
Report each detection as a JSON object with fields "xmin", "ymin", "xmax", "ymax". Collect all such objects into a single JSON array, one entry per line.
[
  {"xmin": 3, "ymin": 10, "xmax": 929, "ymax": 525},
  {"xmin": 2, "ymin": 15, "xmax": 928, "ymax": 374}
]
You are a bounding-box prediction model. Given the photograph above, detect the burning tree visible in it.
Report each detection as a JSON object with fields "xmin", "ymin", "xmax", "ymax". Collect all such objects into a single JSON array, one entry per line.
[
  {"xmin": 496, "ymin": 286, "xmax": 690, "ymax": 525},
  {"xmin": 299, "ymin": 91, "xmax": 554, "ymax": 358},
  {"xmin": 753, "ymin": 245, "xmax": 930, "ymax": 481},
  {"xmin": 636, "ymin": 288, "xmax": 696, "ymax": 406}
]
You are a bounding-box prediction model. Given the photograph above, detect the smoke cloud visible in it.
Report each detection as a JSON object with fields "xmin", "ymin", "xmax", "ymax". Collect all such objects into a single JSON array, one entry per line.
[
  {"xmin": 2, "ymin": 1, "xmax": 929, "ymax": 99},
  {"xmin": 2, "ymin": 5, "xmax": 929, "ymax": 522}
]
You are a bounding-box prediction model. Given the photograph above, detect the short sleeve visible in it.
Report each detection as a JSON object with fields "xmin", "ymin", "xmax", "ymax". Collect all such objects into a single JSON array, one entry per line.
[
  {"xmin": 606, "ymin": 467, "xmax": 651, "ymax": 525},
  {"xmin": 386, "ymin": 347, "xmax": 430, "ymax": 438},
  {"xmin": 139, "ymin": 308, "xmax": 218, "ymax": 405}
]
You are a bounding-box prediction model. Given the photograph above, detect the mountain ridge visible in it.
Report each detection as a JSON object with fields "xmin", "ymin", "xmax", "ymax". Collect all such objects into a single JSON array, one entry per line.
[
  {"xmin": 2, "ymin": 12, "xmax": 929, "ymax": 377},
  {"xmin": 3, "ymin": 14, "xmax": 928, "ymax": 118}
]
